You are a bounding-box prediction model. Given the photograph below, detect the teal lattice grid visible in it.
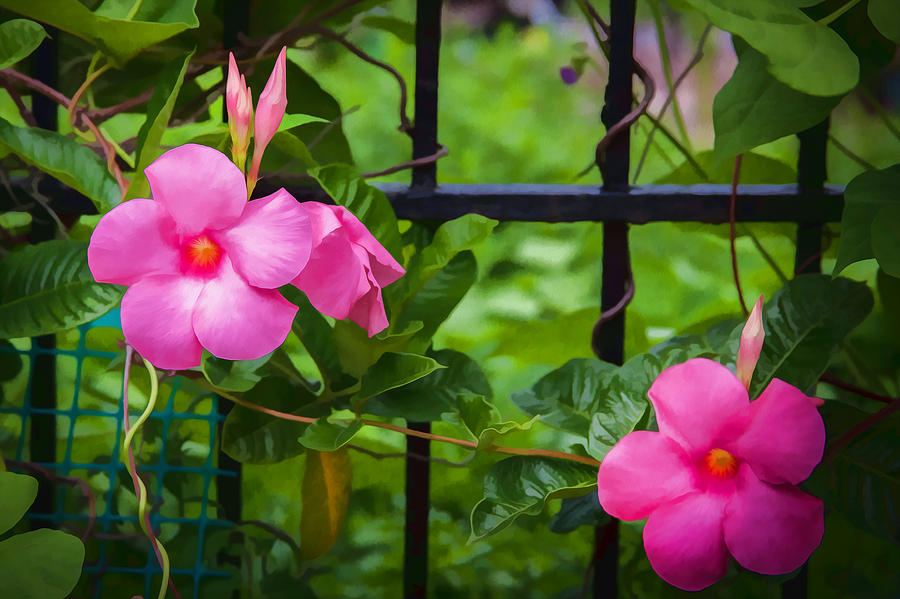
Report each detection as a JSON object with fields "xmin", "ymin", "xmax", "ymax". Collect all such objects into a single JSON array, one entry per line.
[{"xmin": 0, "ymin": 310, "xmax": 235, "ymax": 598}]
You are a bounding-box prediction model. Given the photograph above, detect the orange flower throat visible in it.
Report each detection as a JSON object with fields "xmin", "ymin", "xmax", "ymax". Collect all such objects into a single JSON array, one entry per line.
[
  {"xmin": 184, "ymin": 234, "xmax": 223, "ymax": 271},
  {"xmin": 704, "ymin": 448, "xmax": 738, "ymax": 478}
]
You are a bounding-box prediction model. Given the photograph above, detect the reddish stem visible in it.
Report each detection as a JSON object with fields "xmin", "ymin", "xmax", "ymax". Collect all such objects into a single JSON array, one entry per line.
[{"xmin": 729, "ymin": 154, "xmax": 748, "ymax": 315}]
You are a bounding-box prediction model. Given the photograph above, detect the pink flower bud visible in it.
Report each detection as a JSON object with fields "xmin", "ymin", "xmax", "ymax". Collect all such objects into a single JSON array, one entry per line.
[
  {"xmin": 226, "ymin": 54, "xmax": 253, "ymax": 163},
  {"xmin": 736, "ymin": 295, "xmax": 765, "ymax": 391},
  {"xmin": 252, "ymin": 46, "xmax": 287, "ymax": 158}
]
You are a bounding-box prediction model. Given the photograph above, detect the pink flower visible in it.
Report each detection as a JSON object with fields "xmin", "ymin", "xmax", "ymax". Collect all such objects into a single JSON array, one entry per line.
[
  {"xmin": 291, "ymin": 202, "xmax": 404, "ymax": 337},
  {"xmin": 596, "ymin": 358, "xmax": 825, "ymax": 591},
  {"xmin": 736, "ymin": 295, "xmax": 764, "ymax": 390},
  {"xmin": 88, "ymin": 144, "xmax": 311, "ymax": 370},
  {"xmin": 226, "ymin": 53, "xmax": 253, "ymax": 163},
  {"xmin": 248, "ymin": 46, "xmax": 287, "ymax": 187}
]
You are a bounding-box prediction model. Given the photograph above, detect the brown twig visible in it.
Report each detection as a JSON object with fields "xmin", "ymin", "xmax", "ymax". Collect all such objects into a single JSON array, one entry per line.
[
  {"xmin": 347, "ymin": 443, "xmax": 475, "ymax": 467},
  {"xmin": 362, "ymin": 144, "xmax": 448, "ymax": 178},
  {"xmin": 590, "ymin": 263, "xmax": 635, "ymax": 353},
  {"xmin": 1, "ymin": 81, "xmax": 38, "ymax": 126},
  {"xmin": 824, "ymin": 398, "xmax": 900, "ymax": 463},
  {"xmin": 819, "ymin": 372, "xmax": 892, "ymax": 404},
  {"xmin": 729, "ymin": 154, "xmax": 749, "ymax": 315},
  {"xmin": 84, "ymin": 89, "xmax": 154, "ymax": 123},
  {"xmin": 827, "ymin": 134, "xmax": 876, "ymax": 171}
]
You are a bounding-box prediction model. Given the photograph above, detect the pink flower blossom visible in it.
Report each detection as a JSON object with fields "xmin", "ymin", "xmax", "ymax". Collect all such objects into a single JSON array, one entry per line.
[
  {"xmin": 291, "ymin": 202, "xmax": 404, "ymax": 337},
  {"xmin": 248, "ymin": 46, "xmax": 287, "ymax": 188},
  {"xmin": 226, "ymin": 53, "xmax": 253, "ymax": 163},
  {"xmin": 596, "ymin": 357, "xmax": 825, "ymax": 591},
  {"xmin": 737, "ymin": 295, "xmax": 764, "ymax": 390},
  {"xmin": 88, "ymin": 144, "xmax": 311, "ymax": 370}
]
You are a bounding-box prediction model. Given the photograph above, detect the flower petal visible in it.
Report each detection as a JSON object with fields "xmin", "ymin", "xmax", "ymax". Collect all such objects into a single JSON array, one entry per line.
[
  {"xmin": 334, "ymin": 206, "xmax": 404, "ymax": 287},
  {"xmin": 88, "ymin": 199, "xmax": 181, "ymax": 286},
  {"xmin": 648, "ymin": 358, "xmax": 750, "ymax": 458},
  {"xmin": 145, "ymin": 144, "xmax": 247, "ymax": 236},
  {"xmin": 217, "ymin": 188, "xmax": 312, "ymax": 288},
  {"xmin": 730, "ymin": 378, "xmax": 825, "ymax": 485},
  {"xmin": 120, "ymin": 275, "xmax": 204, "ymax": 370},
  {"xmin": 292, "ymin": 229, "xmax": 369, "ymax": 320},
  {"xmin": 643, "ymin": 491, "xmax": 731, "ymax": 592},
  {"xmin": 723, "ymin": 464, "xmax": 824, "ymax": 575},
  {"xmin": 596, "ymin": 431, "xmax": 698, "ymax": 521},
  {"xmin": 347, "ymin": 259, "xmax": 389, "ymax": 337},
  {"xmin": 192, "ymin": 258, "xmax": 297, "ymax": 360}
]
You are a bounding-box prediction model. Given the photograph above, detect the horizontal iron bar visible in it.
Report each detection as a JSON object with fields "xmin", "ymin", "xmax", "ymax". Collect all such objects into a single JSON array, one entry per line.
[{"xmin": 5, "ymin": 180, "xmax": 843, "ymax": 224}]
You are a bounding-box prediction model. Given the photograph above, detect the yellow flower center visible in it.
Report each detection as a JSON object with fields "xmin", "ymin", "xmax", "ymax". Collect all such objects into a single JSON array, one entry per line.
[
  {"xmin": 704, "ymin": 448, "xmax": 738, "ymax": 478},
  {"xmin": 184, "ymin": 234, "xmax": 222, "ymax": 270}
]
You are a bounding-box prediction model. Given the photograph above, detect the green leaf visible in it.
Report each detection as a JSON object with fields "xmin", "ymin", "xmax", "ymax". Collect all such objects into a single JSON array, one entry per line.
[
  {"xmin": 270, "ymin": 131, "xmax": 317, "ymax": 170},
  {"xmin": 360, "ymin": 15, "xmax": 415, "ymax": 44},
  {"xmin": 750, "ymin": 274, "xmax": 874, "ymax": 397},
  {"xmin": 655, "ymin": 150, "xmax": 796, "ymax": 184},
  {"xmin": 278, "ymin": 113, "xmax": 329, "ymax": 132},
  {"xmin": 0, "ymin": 19, "xmax": 47, "ymax": 69},
  {"xmin": 308, "ymin": 164, "xmax": 403, "ymax": 259},
  {"xmin": 869, "ymin": 0, "xmax": 900, "ymax": 44},
  {"xmin": 365, "ymin": 349, "xmax": 492, "ymax": 422},
  {"xmin": 0, "ymin": 529, "xmax": 84, "ymax": 598},
  {"xmin": 0, "ymin": 0, "xmax": 199, "ymax": 66},
  {"xmin": 870, "ymin": 205, "xmax": 900, "ymax": 278},
  {"xmin": 0, "ymin": 240, "xmax": 124, "ymax": 338},
  {"xmin": 280, "ymin": 286, "xmax": 348, "ymax": 389},
  {"xmin": 221, "ymin": 378, "xmax": 324, "ymax": 464},
  {"xmin": 0, "ymin": 118, "xmax": 119, "ymax": 212},
  {"xmin": 392, "ymin": 214, "xmax": 497, "ymax": 309},
  {"xmin": 469, "ymin": 456, "xmax": 597, "ymax": 541},
  {"xmin": 125, "ymin": 49, "xmax": 194, "ymax": 201},
  {"xmin": 300, "ymin": 448, "xmax": 352, "ymax": 560},
  {"xmin": 298, "ymin": 417, "xmax": 363, "ymax": 452},
  {"xmin": 353, "ymin": 352, "xmax": 444, "ymax": 410},
  {"xmin": 713, "ymin": 43, "xmax": 842, "ymax": 159},
  {"xmin": 201, "ymin": 351, "xmax": 271, "ymax": 393},
  {"xmin": 682, "ymin": 0, "xmax": 858, "ymax": 96},
  {"xmin": 0, "ymin": 471, "xmax": 37, "ymax": 535},
  {"xmin": 877, "ymin": 269, "xmax": 900, "ymax": 333},
  {"xmin": 586, "ymin": 356, "xmax": 653, "ymax": 460},
  {"xmin": 443, "ymin": 394, "xmax": 536, "ymax": 448},
  {"xmin": 833, "ymin": 165, "xmax": 900, "ymax": 275},
  {"xmin": 396, "ymin": 251, "xmax": 478, "ymax": 355},
  {"xmin": 807, "ymin": 404, "xmax": 900, "ymax": 543},
  {"xmin": 0, "ymin": 211, "xmax": 32, "ymax": 235},
  {"xmin": 0, "ymin": 339, "xmax": 23, "ymax": 382},
  {"xmin": 550, "ymin": 491, "xmax": 609, "ymax": 534}
]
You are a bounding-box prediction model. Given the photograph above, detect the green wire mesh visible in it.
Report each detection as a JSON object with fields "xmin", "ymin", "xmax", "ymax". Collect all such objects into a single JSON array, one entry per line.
[{"xmin": 0, "ymin": 309, "xmax": 235, "ymax": 598}]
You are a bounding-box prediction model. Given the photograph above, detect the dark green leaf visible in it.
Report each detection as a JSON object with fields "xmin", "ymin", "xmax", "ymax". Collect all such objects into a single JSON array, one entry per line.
[
  {"xmin": 360, "ymin": 15, "xmax": 415, "ymax": 44},
  {"xmin": 0, "ymin": 119, "xmax": 119, "ymax": 212},
  {"xmin": 0, "ymin": 240, "xmax": 124, "ymax": 338},
  {"xmin": 0, "ymin": 528, "xmax": 84, "ymax": 599},
  {"xmin": 833, "ymin": 165, "xmax": 900, "ymax": 275},
  {"xmin": 469, "ymin": 456, "xmax": 597, "ymax": 541},
  {"xmin": 0, "ymin": 471, "xmax": 37, "ymax": 535},
  {"xmin": 877, "ymin": 269, "xmax": 900, "ymax": 333},
  {"xmin": 870, "ymin": 205, "xmax": 900, "ymax": 278},
  {"xmin": 751, "ymin": 275, "xmax": 874, "ymax": 397},
  {"xmin": 201, "ymin": 351, "xmax": 271, "ymax": 393},
  {"xmin": 869, "ymin": 0, "xmax": 900, "ymax": 44},
  {"xmin": 281, "ymin": 286, "xmax": 347, "ymax": 388},
  {"xmin": 221, "ymin": 378, "xmax": 324, "ymax": 464},
  {"xmin": 333, "ymin": 318, "xmax": 423, "ymax": 377},
  {"xmin": 550, "ymin": 491, "xmax": 609, "ymax": 534},
  {"xmin": 0, "ymin": 19, "xmax": 47, "ymax": 69},
  {"xmin": 586, "ymin": 355, "xmax": 652, "ymax": 459},
  {"xmin": 353, "ymin": 352, "xmax": 444, "ymax": 410},
  {"xmin": 443, "ymin": 394, "xmax": 536, "ymax": 448},
  {"xmin": 365, "ymin": 349, "xmax": 492, "ymax": 422},
  {"xmin": 0, "ymin": 0, "xmax": 199, "ymax": 66},
  {"xmin": 298, "ymin": 417, "xmax": 363, "ymax": 452},
  {"xmin": 125, "ymin": 49, "xmax": 194, "ymax": 201},
  {"xmin": 713, "ymin": 43, "xmax": 842, "ymax": 159},
  {"xmin": 682, "ymin": 0, "xmax": 858, "ymax": 95}
]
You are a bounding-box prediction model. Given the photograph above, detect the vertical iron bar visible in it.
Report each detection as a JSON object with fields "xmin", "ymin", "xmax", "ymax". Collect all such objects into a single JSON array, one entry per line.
[
  {"xmin": 405, "ymin": 2, "xmax": 442, "ymax": 597},
  {"xmin": 28, "ymin": 30, "xmax": 59, "ymax": 529},
  {"xmin": 592, "ymin": 0, "xmax": 636, "ymax": 596},
  {"xmin": 783, "ymin": 119, "xmax": 828, "ymax": 599}
]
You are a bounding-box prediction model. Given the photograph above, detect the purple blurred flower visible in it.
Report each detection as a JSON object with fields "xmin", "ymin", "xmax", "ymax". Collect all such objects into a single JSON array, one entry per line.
[{"xmin": 560, "ymin": 66, "xmax": 579, "ymax": 85}]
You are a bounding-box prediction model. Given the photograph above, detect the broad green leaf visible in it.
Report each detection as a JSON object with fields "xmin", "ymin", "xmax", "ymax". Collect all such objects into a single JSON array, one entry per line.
[
  {"xmin": 877, "ymin": 269, "xmax": 900, "ymax": 333},
  {"xmin": 0, "ymin": 19, "xmax": 47, "ymax": 69},
  {"xmin": 649, "ymin": 318, "xmax": 741, "ymax": 367},
  {"xmin": 353, "ymin": 352, "xmax": 444, "ymax": 409},
  {"xmin": 489, "ymin": 308, "xmax": 600, "ymax": 363},
  {"xmin": 0, "ymin": 528, "xmax": 84, "ymax": 599},
  {"xmin": 201, "ymin": 351, "xmax": 271, "ymax": 393},
  {"xmin": 298, "ymin": 417, "xmax": 363, "ymax": 452},
  {"xmin": 0, "ymin": 119, "xmax": 119, "ymax": 212},
  {"xmin": 0, "ymin": 0, "xmax": 199, "ymax": 66},
  {"xmin": 469, "ymin": 456, "xmax": 597, "ymax": 541},
  {"xmin": 655, "ymin": 150, "xmax": 796, "ymax": 184},
  {"xmin": 807, "ymin": 404, "xmax": 900, "ymax": 543},
  {"xmin": 365, "ymin": 349, "xmax": 492, "ymax": 422},
  {"xmin": 159, "ymin": 121, "xmax": 227, "ymax": 148},
  {"xmin": 360, "ymin": 15, "xmax": 415, "ymax": 44},
  {"xmin": 278, "ymin": 113, "xmax": 329, "ymax": 132},
  {"xmin": 125, "ymin": 49, "xmax": 194, "ymax": 201},
  {"xmin": 869, "ymin": 0, "xmax": 900, "ymax": 44},
  {"xmin": 870, "ymin": 205, "xmax": 900, "ymax": 278},
  {"xmin": 0, "ymin": 240, "xmax": 124, "ymax": 338},
  {"xmin": 221, "ymin": 377, "xmax": 324, "ymax": 464},
  {"xmin": 682, "ymin": 0, "xmax": 858, "ymax": 96},
  {"xmin": 300, "ymin": 448, "xmax": 352, "ymax": 560},
  {"xmin": 392, "ymin": 214, "xmax": 498, "ymax": 309},
  {"xmin": 443, "ymin": 394, "xmax": 536, "ymax": 449},
  {"xmin": 270, "ymin": 131, "xmax": 317, "ymax": 169},
  {"xmin": 586, "ymin": 356, "xmax": 653, "ymax": 460},
  {"xmin": 0, "ymin": 471, "xmax": 37, "ymax": 535},
  {"xmin": 549, "ymin": 491, "xmax": 609, "ymax": 534},
  {"xmin": 333, "ymin": 319, "xmax": 423, "ymax": 377},
  {"xmin": 751, "ymin": 275, "xmax": 874, "ymax": 397},
  {"xmin": 833, "ymin": 165, "xmax": 900, "ymax": 275},
  {"xmin": 308, "ymin": 164, "xmax": 403, "ymax": 259},
  {"xmin": 281, "ymin": 287, "xmax": 349, "ymax": 389},
  {"xmin": 397, "ymin": 251, "xmax": 478, "ymax": 355},
  {"xmin": 713, "ymin": 43, "xmax": 842, "ymax": 159}
]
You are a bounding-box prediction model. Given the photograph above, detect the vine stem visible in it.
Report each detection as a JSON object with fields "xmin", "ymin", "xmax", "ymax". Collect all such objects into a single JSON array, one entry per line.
[
  {"xmin": 729, "ymin": 154, "xmax": 749, "ymax": 315},
  {"xmin": 817, "ymin": 0, "xmax": 861, "ymax": 26},
  {"xmin": 123, "ymin": 347, "xmax": 180, "ymax": 599},
  {"xmin": 217, "ymin": 387, "xmax": 602, "ymax": 468}
]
